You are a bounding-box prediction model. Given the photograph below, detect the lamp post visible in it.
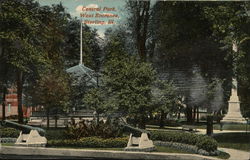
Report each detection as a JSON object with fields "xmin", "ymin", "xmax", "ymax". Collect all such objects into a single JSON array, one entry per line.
[{"xmin": 246, "ymin": 118, "xmax": 249, "ymax": 134}]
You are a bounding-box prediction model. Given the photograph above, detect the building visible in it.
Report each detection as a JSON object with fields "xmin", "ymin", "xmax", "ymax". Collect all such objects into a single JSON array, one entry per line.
[{"xmin": 0, "ymin": 87, "xmax": 32, "ymax": 119}]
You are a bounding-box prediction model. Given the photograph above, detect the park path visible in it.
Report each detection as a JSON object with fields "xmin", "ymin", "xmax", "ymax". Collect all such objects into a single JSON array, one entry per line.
[
  {"xmin": 219, "ymin": 148, "xmax": 250, "ymax": 160},
  {"xmin": 195, "ymin": 128, "xmax": 249, "ymax": 135}
]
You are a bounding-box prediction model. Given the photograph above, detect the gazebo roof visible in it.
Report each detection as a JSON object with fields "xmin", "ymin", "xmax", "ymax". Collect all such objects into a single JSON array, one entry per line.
[{"xmin": 66, "ymin": 64, "xmax": 97, "ymax": 86}]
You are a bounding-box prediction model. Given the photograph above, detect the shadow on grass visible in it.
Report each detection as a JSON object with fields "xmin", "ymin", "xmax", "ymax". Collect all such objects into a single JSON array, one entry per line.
[{"xmin": 213, "ymin": 133, "xmax": 250, "ymax": 151}]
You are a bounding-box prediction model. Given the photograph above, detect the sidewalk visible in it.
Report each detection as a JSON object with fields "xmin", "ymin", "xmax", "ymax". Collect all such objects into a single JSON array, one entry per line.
[
  {"xmin": 219, "ymin": 148, "xmax": 250, "ymax": 160},
  {"xmin": 196, "ymin": 129, "xmax": 249, "ymax": 135}
]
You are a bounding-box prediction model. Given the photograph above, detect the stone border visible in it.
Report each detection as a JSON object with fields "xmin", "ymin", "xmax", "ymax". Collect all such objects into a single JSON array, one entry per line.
[
  {"xmin": 0, "ymin": 146, "xmax": 221, "ymax": 160},
  {"xmin": 154, "ymin": 141, "xmax": 219, "ymax": 156}
]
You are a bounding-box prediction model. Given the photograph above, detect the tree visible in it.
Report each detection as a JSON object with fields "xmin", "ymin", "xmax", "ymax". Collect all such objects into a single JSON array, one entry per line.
[
  {"xmin": 32, "ymin": 69, "xmax": 70, "ymax": 128},
  {"xmin": 126, "ymin": 0, "xmax": 151, "ymax": 61},
  {"xmin": 0, "ymin": 0, "xmax": 47, "ymax": 123},
  {"xmin": 205, "ymin": 78, "xmax": 224, "ymax": 136},
  {"xmin": 103, "ymin": 53, "xmax": 156, "ymax": 128},
  {"xmin": 83, "ymin": 88, "xmax": 106, "ymax": 124},
  {"xmin": 1, "ymin": 0, "xmax": 78, "ymax": 123},
  {"xmin": 152, "ymin": 80, "xmax": 179, "ymax": 128},
  {"xmin": 203, "ymin": 2, "xmax": 250, "ymax": 118}
]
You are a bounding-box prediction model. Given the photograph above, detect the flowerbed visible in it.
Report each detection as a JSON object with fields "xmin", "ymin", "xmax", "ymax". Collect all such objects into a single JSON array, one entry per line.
[
  {"xmin": 151, "ymin": 131, "xmax": 218, "ymax": 152},
  {"xmin": 47, "ymin": 136, "xmax": 128, "ymax": 148}
]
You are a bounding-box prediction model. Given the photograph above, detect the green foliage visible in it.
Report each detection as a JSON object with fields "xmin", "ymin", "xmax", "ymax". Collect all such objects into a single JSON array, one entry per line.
[
  {"xmin": 152, "ymin": 80, "xmax": 181, "ymax": 123},
  {"xmin": 103, "ymin": 54, "xmax": 156, "ymax": 128},
  {"xmin": 63, "ymin": 19, "xmax": 102, "ymax": 69},
  {"xmin": 47, "ymin": 137, "xmax": 128, "ymax": 148},
  {"xmin": 45, "ymin": 129, "xmax": 67, "ymax": 140},
  {"xmin": 32, "ymin": 69, "xmax": 70, "ymax": 110},
  {"xmin": 151, "ymin": 131, "xmax": 218, "ymax": 152},
  {"xmin": 83, "ymin": 88, "xmax": 106, "ymax": 116},
  {"xmin": 0, "ymin": 127, "xmax": 19, "ymax": 138},
  {"xmin": 196, "ymin": 138, "xmax": 218, "ymax": 152},
  {"xmin": 152, "ymin": 80, "xmax": 179, "ymax": 112},
  {"xmin": 203, "ymin": 2, "xmax": 250, "ymax": 118},
  {"xmin": 213, "ymin": 133, "xmax": 250, "ymax": 151},
  {"xmin": 65, "ymin": 119, "xmax": 123, "ymax": 140}
]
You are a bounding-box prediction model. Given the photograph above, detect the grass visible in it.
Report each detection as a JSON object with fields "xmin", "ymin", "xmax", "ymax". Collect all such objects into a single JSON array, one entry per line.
[
  {"xmin": 194, "ymin": 124, "xmax": 248, "ymax": 131},
  {"xmin": 147, "ymin": 123, "xmax": 249, "ymax": 131},
  {"xmin": 214, "ymin": 151, "xmax": 230, "ymax": 159},
  {"xmin": 47, "ymin": 146, "xmax": 123, "ymax": 151},
  {"xmin": 213, "ymin": 133, "xmax": 250, "ymax": 151},
  {"xmin": 1, "ymin": 143, "xmax": 15, "ymax": 146},
  {"xmin": 1, "ymin": 143, "xmax": 230, "ymax": 159},
  {"xmin": 155, "ymin": 146, "xmax": 191, "ymax": 153}
]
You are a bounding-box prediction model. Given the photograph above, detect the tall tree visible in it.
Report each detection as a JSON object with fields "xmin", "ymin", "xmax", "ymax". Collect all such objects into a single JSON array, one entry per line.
[
  {"xmin": 203, "ymin": 2, "xmax": 250, "ymax": 118},
  {"xmin": 1, "ymin": 0, "xmax": 46, "ymax": 123},
  {"xmin": 126, "ymin": 0, "xmax": 151, "ymax": 61},
  {"xmin": 103, "ymin": 52, "xmax": 156, "ymax": 128},
  {"xmin": 83, "ymin": 87, "xmax": 106, "ymax": 124},
  {"xmin": 152, "ymin": 80, "xmax": 179, "ymax": 128},
  {"xmin": 32, "ymin": 68, "xmax": 70, "ymax": 128}
]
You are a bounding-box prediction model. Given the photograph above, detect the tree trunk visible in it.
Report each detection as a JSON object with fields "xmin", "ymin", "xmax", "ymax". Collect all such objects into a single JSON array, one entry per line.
[
  {"xmin": 196, "ymin": 106, "xmax": 199, "ymax": 123},
  {"xmin": 46, "ymin": 107, "xmax": 50, "ymax": 129},
  {"xmin": 55, "ymin": 109, "xmax": 58, "ymax": 128},
  {"xmin": 206, "ymin": 115, "xmax": 213, "ymax": 136},
  {"xmin": 159, "ymin": 110, "xmax": 166, "ymax": 128},
  {"xmin": 134, "ymin": 1, "xmax": 150, "ymax": 62},
  {"xmin": 178, "ymin": 112, "xmax": 181, "ymax": 120},
  {"xmin": 186, "ymin": 107, "xmax": 193, "ymax": 124},
  {"xmin": 138, "ymin": 114, "xmax": 146, "ymax": 129},
  {"xmin": 55, "ymin": 116, "xmax": 57, "ymax": 128},
  {"xmin": 97, "ymin": 113, "xmax": 100, "ymax": 125},
  {"xmin": 17, "ymin": 70, "xmax": 24, "ymax": 124},
  {"xmin": 193, "ymin": 106, "xmax": 196, "ymax": 122},
  {"xmin": 1, "ymin": 87, "xmax": 7, "ymax": 121}
]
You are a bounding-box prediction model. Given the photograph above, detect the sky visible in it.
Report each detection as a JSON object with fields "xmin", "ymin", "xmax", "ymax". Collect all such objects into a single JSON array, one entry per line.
[{"xmin": 36, "ymin": 0, "xmax": 128, "ymax": 38}]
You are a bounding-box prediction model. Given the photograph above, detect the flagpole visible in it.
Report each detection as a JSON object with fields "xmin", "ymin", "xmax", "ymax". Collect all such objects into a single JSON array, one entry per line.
[{"xmin": 80, "ymin": 19, "xmax": 83, "ymax": 65}]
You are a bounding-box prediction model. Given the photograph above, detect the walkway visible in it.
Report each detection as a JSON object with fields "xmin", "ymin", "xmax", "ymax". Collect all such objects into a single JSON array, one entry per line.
[
  {"xmin": 195, "ymin": 129, "xmax": 249, "ymax": 135},
  {"xmin": 219, "ymin": 148, "xmax": 250, "ymax": 160}
]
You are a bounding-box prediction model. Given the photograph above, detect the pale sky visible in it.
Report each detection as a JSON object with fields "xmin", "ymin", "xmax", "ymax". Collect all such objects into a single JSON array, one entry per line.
[{"xmin": 36, "ymin": 0, "xmax": 128, "ymax": 37}]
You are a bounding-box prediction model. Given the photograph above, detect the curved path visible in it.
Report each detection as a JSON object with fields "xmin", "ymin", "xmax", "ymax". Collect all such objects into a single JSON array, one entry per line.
[
  {"xmin": 219, "ymin": 148, "xmax": 250, "ymax": 160},
  {"xmin": 1, "ymin": 146, "xmax": 221, "ymax": 160}
]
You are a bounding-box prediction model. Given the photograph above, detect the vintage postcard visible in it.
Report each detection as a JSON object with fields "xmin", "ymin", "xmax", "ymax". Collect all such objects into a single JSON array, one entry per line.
[{"xmin": 0, "ymin": 0, "xmax": 249, "ymax": 159}]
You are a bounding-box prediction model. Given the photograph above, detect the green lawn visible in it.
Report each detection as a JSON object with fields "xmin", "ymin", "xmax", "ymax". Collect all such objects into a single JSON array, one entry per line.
[
  {"xmin": 195, "ymin": 124, "xmax": 248, "ymax": 131},
  {"xmin": 147, "ymin": 123, "xmax": 249, "ymax": 131},
  {"xmin": 155, "ymin": 146, "xmax": 191, "ymax": 153},
  {"xmin": 213, "ymin": 151, "xmax": 230, "ymax": 159},
  {"xmin": 213, "ymin": 133, "xmax": 250, "ymax": 151},
  {"xmin": 1, "ymin": 143, "xmax": 229, "ymax": 159}
]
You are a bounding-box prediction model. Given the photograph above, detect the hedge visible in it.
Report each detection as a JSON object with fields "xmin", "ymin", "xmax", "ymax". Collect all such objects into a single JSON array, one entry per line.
[
  {"xmin": 47, "ymin": 137, "xmax": 128, "ymax": 148},
  {"xmin": 45, "ymin": 129, "xmax": 67, "ymax": 140},
  {"xmin": 151, "ymin": 131, "xmax": 217, "ymax": 152},
  {"xmin": 0, "ymin": 127, "xmax": 20, "ymax": 138}
]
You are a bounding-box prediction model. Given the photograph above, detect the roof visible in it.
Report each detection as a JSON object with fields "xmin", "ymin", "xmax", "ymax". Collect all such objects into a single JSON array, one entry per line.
[{"xmin": 66, "ymin": 64, "xmax": 97, "ymax": 86}]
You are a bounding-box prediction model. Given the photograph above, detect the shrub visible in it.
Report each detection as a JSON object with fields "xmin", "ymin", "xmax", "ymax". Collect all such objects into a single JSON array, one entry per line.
[
  {"xmin": 196, "ymin": 137, "xmax": 218, "ymax": 152},
  {"xmin": 45, "ymin": 129, "xmax": 67, "ymax": 140},
  {"xmin": 47, "ymin": 137, "xmax": 128, "ymax": 148},
  {"xmin": 0, "ymin": 127, "xmax": 20, "ymax": 138},
  {"xmin": 151, "ymin": 131, "xmax": 217, "ymax": 152},
  {"xmin": 65, "ymin": 119, "xmax": 123, "ymax": 140}
]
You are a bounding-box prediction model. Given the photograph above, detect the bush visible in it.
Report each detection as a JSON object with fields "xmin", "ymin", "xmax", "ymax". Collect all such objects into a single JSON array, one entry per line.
[
  {"xmin": 151, "ymin": 131, "xmax": 217, "ymax": 152},
  {"xmin": 47, "ymin": 137, "xmax": 128, "ymax": 148},
  {"xmin": 45, "ymin": 129, "xmax": 67, "ymax": 140},
  {"xmin": 196, "ymin": 137, "xmax": 218, "ymax": 152},
  {"xmin": 65, "ymin": 119, "xmax": 123, "ymax": 140},
  {"xmin": 0, "ymin": 127, "xmax": 20, "ymax": 138}
]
